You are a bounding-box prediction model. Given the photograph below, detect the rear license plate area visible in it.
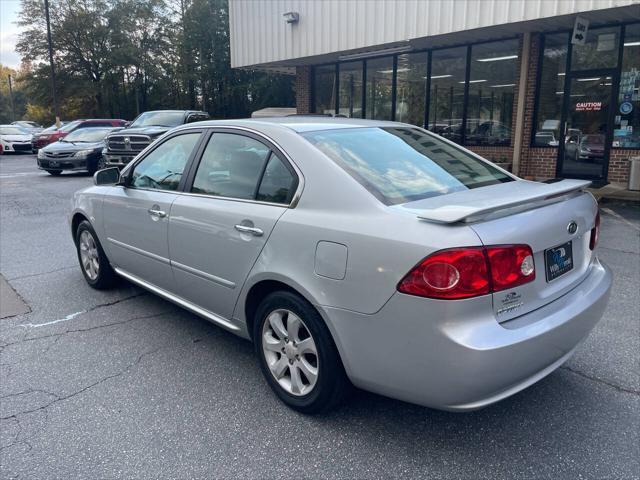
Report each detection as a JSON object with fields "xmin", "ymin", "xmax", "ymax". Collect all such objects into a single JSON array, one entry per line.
[{"xmin": 545, "ymin": 241, "xmax": 574, "ymax": 282}]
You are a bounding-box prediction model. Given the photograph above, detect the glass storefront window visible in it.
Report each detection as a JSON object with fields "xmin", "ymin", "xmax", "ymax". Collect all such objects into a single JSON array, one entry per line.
[
  {"xmin": 465, "ymin": 40, "xmax": 518, "ymax": 146},
  {"xmin": 533, "ymin": 33, "xmax": 568, "ymax": 146},
  {"xmin": 571, "ymin": 26, "xmax": 620, "ymax": 71},
  {"xmin": 428, "ymin": 47, "xmax": 467, "ymax": 144},
  {"xmin": 365, "ymin": 57, "xmax": 394, "ymax": 120},
  {"xmin": 614, "ymin": 24, "xmax": 640, "ymax": 148},
  {"xmin": 314, "ymin": 65, "xmax": 336, "ymax": 115},
  {"xmin": 395, "ymin": 53, "xmax": 427, "ymax": 126},
  {"xmin": 338, "ymin": 61, "xmax": 363, "ymax": 118}
]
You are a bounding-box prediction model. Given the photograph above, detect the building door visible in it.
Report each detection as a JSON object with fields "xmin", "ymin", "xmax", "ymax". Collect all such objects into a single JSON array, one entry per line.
[{"xmin": 557, "ymin": 73, "xmax": 616, "ymax": 182}]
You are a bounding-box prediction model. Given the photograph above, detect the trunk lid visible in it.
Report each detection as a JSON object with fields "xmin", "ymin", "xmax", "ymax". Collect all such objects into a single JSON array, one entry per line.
[{"xmin": 398, "ymin": 179, "xmax": 598, "ymax": 322}]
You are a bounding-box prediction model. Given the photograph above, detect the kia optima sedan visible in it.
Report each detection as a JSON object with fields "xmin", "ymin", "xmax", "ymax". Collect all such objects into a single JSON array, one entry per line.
[{"xmin": 70, "ymin": 118, "xmax": 611, "ymax": 413}]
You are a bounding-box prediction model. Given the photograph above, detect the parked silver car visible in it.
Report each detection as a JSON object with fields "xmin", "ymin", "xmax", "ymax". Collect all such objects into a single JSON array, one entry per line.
[{"xmin": 70, "ymin": 118, "xmax": 611, "ymax": 413}]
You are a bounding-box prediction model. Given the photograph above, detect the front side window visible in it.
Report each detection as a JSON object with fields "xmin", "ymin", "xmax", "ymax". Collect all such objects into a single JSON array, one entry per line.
[
  {"xmin": 428, "ymin": 47, "xmax": 467, "ymax": 144},
  {"xmin": 191, "ymin": 133, "xmax": 270, "ymax": 199},
  {"xmin": 303, "ymin": 127, "xmax": 512, "ymax": 205},
  {"xmin": 465, "ymin": 40, "xmax": 518, "ymax": 146},
  {"xmin": 130, "ymin": 133, "xmax": 201, "ymax": 191}
]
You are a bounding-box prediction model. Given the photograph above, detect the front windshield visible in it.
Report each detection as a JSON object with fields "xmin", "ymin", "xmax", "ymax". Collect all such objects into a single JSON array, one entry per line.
[
  {"xmin": 63, "ymin": 128, "xmax": 114, "ymax": 142},
  {"xmin": 302, "ymin": 127, "xmax": 513, "ymax": 205},
  {"xmin": 130, "ymin": 111, "xmax": 184, "ymax": 128},
  {"xmin": 0, "ymin": 126, "xmax": 28, "ymax": 135},
  {"xmin": 60, "ymin": 121, "xmax": 81, "ymax": 132}
]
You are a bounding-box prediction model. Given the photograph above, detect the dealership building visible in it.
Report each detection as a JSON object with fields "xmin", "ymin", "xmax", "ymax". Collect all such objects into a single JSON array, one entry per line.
[{"xmin": 230, "ymin": 0, "xmax": 640, "ymax": 185}]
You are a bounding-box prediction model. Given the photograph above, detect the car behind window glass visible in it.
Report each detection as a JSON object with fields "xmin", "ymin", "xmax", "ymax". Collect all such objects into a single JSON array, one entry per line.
[
  {"xmin": 191, "ymin": 133, "xmax": 270, "ymax": 199},
  {"xmin": 131, "ymin": 133, "xmax": 201, "ymax": 191},
  {"xmin": 302, "ymin": 127, "xmax": 512, "ymax": 205}
]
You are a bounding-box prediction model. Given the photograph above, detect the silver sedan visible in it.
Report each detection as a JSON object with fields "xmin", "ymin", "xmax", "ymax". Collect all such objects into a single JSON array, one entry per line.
[{"xmin": 70, "ymin": 118, "xmax": 611, "ymax": 413}]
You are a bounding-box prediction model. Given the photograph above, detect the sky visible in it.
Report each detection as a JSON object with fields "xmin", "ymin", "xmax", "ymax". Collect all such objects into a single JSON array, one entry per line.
[{"xmin": 1, "ymin": 0, "xmax": 22, "ymax": 68}]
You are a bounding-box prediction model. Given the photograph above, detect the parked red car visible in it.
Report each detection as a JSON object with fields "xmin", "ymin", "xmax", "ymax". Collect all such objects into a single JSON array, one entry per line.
[{"xmin": 32, "ymin": 119, "xmax": 127, "ymax": 151}]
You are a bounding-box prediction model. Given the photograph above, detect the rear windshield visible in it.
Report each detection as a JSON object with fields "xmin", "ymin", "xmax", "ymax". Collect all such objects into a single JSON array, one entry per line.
[{"xmin": 302, "ymin": 127, "xmax": 513, "ymax": 205}]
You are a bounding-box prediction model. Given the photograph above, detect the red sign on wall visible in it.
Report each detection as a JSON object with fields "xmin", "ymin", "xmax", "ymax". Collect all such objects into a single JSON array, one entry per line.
[{"xmin": 575, "ymin": 102, "xmax": 602, "ymax": 111}]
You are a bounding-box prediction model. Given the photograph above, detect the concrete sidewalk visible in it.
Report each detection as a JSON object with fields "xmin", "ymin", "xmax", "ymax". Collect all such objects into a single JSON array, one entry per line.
[{"xmin": 588, "ymin": 183, "xmax": 640, "ymax": 204}]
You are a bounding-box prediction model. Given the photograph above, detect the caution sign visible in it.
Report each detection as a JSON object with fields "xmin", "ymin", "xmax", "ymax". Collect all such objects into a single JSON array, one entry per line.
[{"xmin": 575, "ymin": 102, "xmax": 602, "ymax": 111}]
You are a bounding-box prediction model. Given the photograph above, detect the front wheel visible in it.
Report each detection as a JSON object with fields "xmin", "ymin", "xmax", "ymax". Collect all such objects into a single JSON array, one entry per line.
[
  {"xmin": 75, "ymin": 220, "xmax": 117, "ymax": 289},
  {"xmin": 254, "ymin": 291, "xmax": 350, "ymax": 414}
]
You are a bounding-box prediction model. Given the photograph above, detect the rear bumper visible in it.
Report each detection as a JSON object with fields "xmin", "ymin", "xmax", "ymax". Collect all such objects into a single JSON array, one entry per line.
[{"xmin": 321, "ymin": 258, "xmax": 612, "ymax": 411}]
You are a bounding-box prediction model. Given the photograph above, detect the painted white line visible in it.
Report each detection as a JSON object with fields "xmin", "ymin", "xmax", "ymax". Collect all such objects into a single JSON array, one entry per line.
[
  {"xmin": 0, "ymin": 172, "xmax": 45, "ymax": 178},
  {"xmin": 20, "ymin": 311, "xmax": 85, "ymax": 328}
]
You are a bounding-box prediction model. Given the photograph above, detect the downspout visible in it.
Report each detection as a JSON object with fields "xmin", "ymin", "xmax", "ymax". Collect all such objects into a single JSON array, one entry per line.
[{"xmin": 512, "ymin": 32, "xmax": 531, "ymax": 177}]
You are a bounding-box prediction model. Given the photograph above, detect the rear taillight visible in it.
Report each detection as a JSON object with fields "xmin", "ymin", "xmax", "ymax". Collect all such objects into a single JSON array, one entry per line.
[
  {"xmin": 486, "ymin": 245, "xmax": 535, "ymax": 292},
  {"xmin": 398, "ymin": 244, "xmax": 535, "ymax": 300},
  {"xmin": 589, "ymin": 211, "xmax": 600, "ymax": 250}
]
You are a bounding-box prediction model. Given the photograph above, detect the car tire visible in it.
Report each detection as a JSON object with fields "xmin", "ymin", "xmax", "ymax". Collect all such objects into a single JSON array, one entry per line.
[
  {"xmin": 75, "ymin": 220, "xmax": 117, "ymax": 289},
  {"xmin": 46, "ymin": 169, "xmax": 62, "ymax": 176},
  {"xmin": 253, "ymin": 291, "xmax": 350, "ymax": 414}
]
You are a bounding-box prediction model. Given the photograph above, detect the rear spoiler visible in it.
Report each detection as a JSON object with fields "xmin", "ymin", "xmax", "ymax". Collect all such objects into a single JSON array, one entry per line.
[{"xmin": 417, "ymin": 179, "xmax": 592, "ymax": 224}]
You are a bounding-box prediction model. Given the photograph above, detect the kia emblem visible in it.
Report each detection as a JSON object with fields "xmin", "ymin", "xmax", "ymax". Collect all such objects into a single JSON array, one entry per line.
[{"xmin": 567, "ymin": 221, "xmax": 578, "ymax": 235}]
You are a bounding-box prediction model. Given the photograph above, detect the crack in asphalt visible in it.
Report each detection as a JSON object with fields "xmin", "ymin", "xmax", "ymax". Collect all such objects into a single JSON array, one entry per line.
[
  {"xmin": 0, "ymin": 345, "xmax": 167, "ymax": 421},
  {"xmin": 0, "ymin": 292, "xmax": 148, "ymax": 348},
  {"xmin": 6, "ymin": 265, "xmax": 78, "ymax": 282},
  {"xmin": 0, "ymin": 310, "xmax": 171, "ymax": 364},
  {"xmin": 560, "ymin": 365, "xmax": 640, "ymax": 396}
]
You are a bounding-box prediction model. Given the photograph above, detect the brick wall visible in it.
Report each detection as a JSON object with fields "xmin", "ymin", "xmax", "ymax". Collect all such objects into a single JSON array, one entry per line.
[
  {"xmin": 609, "ymin": 149, "xmax": 640, "ymax": 184},
  {"xmin": 295, "ymin": 66, "xmax": 312, "ymax": 114}
]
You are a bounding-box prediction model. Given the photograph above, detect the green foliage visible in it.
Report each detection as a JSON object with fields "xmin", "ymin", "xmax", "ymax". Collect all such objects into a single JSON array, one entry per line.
[
  {"xmin": 0, "ymin": 64, "xmax": 28, "ymax": 123},
  {"xmin": 15, "ymin": 0, "xmax": 295, "ymax": 121}
]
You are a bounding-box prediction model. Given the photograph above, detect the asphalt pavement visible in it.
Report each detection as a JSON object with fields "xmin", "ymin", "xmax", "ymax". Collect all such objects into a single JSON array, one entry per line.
[{"xmin": 1, "ymin": 153, "xmax": 639, "ymax": 479}]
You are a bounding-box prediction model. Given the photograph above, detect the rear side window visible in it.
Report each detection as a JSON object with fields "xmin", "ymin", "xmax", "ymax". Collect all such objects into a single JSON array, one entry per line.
[
  {"xmin": 302, "ymin": 127, "xmax": 512, "ymax": 205},
  {"xmin": 192, "ymin": 133, "xmax": 270, "ymax": 199},
  {"xmin": 257, "ymin": 154, "xmax": 297, "ymax": 204}
]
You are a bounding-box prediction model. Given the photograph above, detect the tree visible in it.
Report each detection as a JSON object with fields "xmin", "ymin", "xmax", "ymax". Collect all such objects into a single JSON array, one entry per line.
[{"xmin": 15, "ymin": 0, "xmax": 295, "ymax": 120}]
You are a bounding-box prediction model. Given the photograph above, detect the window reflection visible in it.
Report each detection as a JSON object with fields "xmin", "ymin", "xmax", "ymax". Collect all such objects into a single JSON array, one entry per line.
[
  {"xmin": 314, "ymin": 65, "xmax": 336, "ymax": 115},
  {"xmin": 533, "ymin": 33, "xmax": 568, "ymax": 146},
  {"xmin": 338, "ymin": 61, "xmax": 363, "ymax": 118},
  {"xmin": 614, "ymin": 24, "xmax": 640, "ymax": 148},
  {"xmin": 428, "ymin": 47, "xmax": 467, "ymax": 144},
  {"xmin": 365, "ymin": 57, "xmax": 394, "ymax": 120},
  {"xmin": 571, "ymin": 26, "xmax": 620, "ymax": 71},
  {"xmin": 465, "ymin": 40, "xmax": 517, "ymax": 146},
  {"xmin": 395, "ymin": 53, "xmax": 427, "ymax": 126}
]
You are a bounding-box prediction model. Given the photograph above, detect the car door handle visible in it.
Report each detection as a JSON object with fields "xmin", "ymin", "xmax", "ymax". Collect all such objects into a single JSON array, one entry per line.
[
  {"xmin": 148, "ymin": 208, "xmax": 167, "ymax": 218},
  {"xmin": 234, "ymin": 224, "xmax": 263, "ymax": 236}
]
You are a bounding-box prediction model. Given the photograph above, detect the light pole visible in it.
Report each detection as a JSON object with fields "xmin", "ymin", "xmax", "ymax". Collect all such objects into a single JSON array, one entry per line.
[
  {"xmin": 7, "ymin": 74, "xmax": 16, "ymax": 121},
  {"xmin": 44, "ymin": 0, "xmax": 60, "ymax": 127}
]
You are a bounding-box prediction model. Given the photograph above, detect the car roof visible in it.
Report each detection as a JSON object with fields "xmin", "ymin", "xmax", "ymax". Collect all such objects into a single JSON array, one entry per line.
[{"xmin": 174, "ymin": 116, "xmax": 409, "ymax": 133}]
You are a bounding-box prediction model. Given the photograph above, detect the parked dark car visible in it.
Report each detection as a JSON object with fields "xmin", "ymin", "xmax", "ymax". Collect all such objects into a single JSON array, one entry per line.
[
  {"xmin": 103, "ymin": 110, "xmax": 209, "ymax": 167},
  {"xmin": 33, "ymin": 119, "xmax": 127, "ymax": 151},
  {"xmin": 36, "ymin": 127, "xmax": 122, "ymax": 176}
]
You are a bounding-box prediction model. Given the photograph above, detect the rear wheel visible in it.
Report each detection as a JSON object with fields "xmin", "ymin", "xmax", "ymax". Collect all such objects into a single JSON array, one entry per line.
[
  {"xmin": 254, "ymin": 291, "xmax": 350, "ymax": 413},
  {"xmin": 75, "ymin": 220, "xmax": 117, "ymax": 289},
  {"xmin": 46, "ymin": 169, "xmax": 62, "ymax": 176}
]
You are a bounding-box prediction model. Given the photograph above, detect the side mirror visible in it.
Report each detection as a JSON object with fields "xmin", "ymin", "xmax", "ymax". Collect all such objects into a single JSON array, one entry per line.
[
  {"xmin": 124, "ymin": 121, "xmax": 131, "ymax": 127},
  {"xmin": 94, "ymin": 167, "xmax": 121, "ymax": 186}
]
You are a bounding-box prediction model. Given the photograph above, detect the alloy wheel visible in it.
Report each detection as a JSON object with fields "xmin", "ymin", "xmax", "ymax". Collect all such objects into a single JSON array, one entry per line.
[
  {"xmin": 79, "ymin": 230, "xmax": 100, "ymax": 280},
  {"xmin": 261, "ymin": 309, "xmax": 319, "ymax": 396}
]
